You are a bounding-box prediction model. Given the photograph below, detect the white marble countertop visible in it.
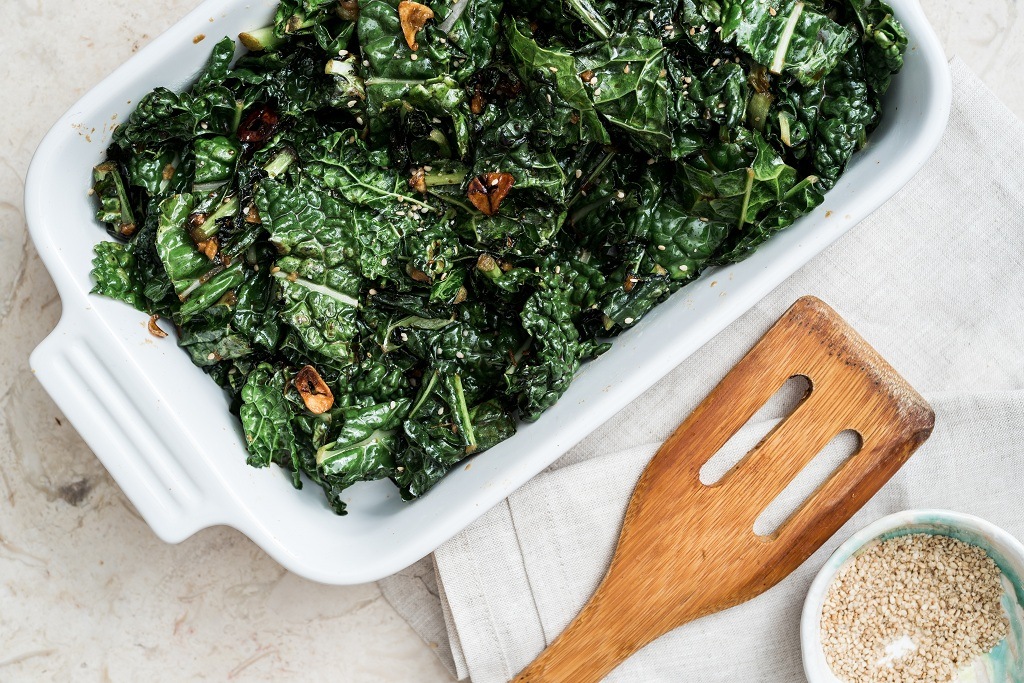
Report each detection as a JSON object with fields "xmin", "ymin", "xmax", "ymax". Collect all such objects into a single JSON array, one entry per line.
[{"xmin": 1, "ymin": 1, "xmax": 1021, "ymax": 680}]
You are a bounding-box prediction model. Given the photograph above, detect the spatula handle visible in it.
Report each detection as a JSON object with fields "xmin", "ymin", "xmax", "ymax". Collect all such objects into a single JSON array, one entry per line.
[{"xmin": 512, "ymin": 591, "xmax": 673, "ymax": 683}]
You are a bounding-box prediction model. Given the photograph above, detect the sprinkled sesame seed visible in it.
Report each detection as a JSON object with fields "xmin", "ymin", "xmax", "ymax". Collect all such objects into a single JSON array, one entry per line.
[
  {"xmin": 549, "ymin": 66, "xmax": 558, "ymax": 73},
  {"xmin": 594, "ymin": 88, "xmax": 602, "ymax": 97},
  {"xmin": 410, "ymin": 53, "xmax": 418, "ymax": 61},
  {"xmin": 647, "ymin": 158, "xmax": 656, "ymax": 165},
  {"xmin": 715, "ymin": 25, "xmax": 722, "ymax": 33},
  {"xmin": 616, "ymin": 190, "xmax": 625, "ymax": 199},
  {"xmin": 657, "ymin": 245, "xmax": 666, "ymax": 251},
  {"xmin": 555, "ymin": 266, "xmax": 561, "ymax": 274},
  {"xmin": 624, "ymin": 317, "xmax": 634, "ymax": 325},
  {"xmin": 624, "ymin": 64, "xmax": 630, "ymax": 74},
  {"xmin": 347, "ymin": 100, "xmax": 357, "ymax": 108},
  {"xmin": 363, "ymin": 59, "xmax": 370, "ymax": 67},
  {"xmin": 456, "ymin": 351, "xmax": 465, "ymax": 359},
  {"xmin": 575, "ymin": 169, "xmax": 583, "ymax": 178},
  {"xmin": 381, "ymin": 258, "xmax": 388, "ymax": 265},
  {"xmin": 679, "ymin": 264, "xmax": 688, "ymax": 271},
  {"xmin": 356, "ymin": 116, "xmax": 364, "ymax": 125},
  {"xmin": 712, "ymin": 58, "xmax": 721, "ymax": 66},
  {"xmin": 207, "ymin": 353, "xmax": 216, "ymax": 360}
]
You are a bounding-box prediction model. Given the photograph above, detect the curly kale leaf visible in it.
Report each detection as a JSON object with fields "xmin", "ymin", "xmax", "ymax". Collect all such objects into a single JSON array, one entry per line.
[
  {"xmin": 847, "ymin": 0, "xmax": 908, "ymax": 94},
  {"xmin": 154, "ymin": 194, "xmax": 246, "ymax": 323},
  {"xmin": 90, "ymin": 242, "xmax": 146, "ymax": 311},
  {"xmin": 809, "ymin": 47, "xmax": 879, "ymax": 189},
  {"xmin": 115, "ymin": 39, "xmax": 238, "ymax": 146},
  {"xmin": 575, "ymin": 35, "xmax": 673, "ymax": 157},
  {"xmin": 315, "ymin": 399, "xmax": 411, "ymax": 507},
  {"xmin": 504, "ymin": 18, "xmax": 610, "ymax": 145},
  {"xmin": 92, "ymin": 162, "xmax": 136, "ymax": 239},
  {"xmin": 513, "ymin": 261, "xmax": 606, "ymax": 421},
  {"xmin": 720, "ymin": 0, "xmax": 856, "ymax": 86},
  {"xmin": 240, "ymin": 363, "xmax": 300, "ymax": 470}
]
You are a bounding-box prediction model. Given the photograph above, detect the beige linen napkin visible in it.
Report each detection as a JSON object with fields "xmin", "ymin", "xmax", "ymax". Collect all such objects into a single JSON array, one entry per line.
[{"xmin": 380, "ymin": 58, "xmax": 1024, "ymax": 682}]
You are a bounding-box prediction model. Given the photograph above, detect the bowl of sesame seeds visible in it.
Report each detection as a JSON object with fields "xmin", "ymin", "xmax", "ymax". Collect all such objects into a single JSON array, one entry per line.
[{"xmin": 802, "ymin": 510, "xmax": 1024, "ymax": 683}]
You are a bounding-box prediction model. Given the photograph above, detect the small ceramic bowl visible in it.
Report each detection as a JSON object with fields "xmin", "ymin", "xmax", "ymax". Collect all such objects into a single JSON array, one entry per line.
[{"xmin": 802, "ymin": 510, "xmax": 1024, "ymax": 683}]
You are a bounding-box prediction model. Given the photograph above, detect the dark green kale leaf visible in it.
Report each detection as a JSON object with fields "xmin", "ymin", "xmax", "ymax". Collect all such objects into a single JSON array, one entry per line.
[
  {"xmin": 847, "ymin": 0, "xmax": 908, "ymax": 94},
  {"xmin": 504, "ymin": 18, "xmax": 610, "ymax": 145},
  {"xmin": 90, "ymin": 242, "xmax": 146, "ymax": 311},
  {"xmin": 719, "ymin": 0, "xmax": 856, "ymax": 86},
  {"xmin": 240, "ymin": 363, "xmax": 300, "ymax": 469}
]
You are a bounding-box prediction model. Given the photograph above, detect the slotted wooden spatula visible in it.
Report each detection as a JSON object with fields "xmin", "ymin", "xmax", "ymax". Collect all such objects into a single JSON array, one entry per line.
[{"xmin": 513, "ymin": 296, "xmax": 935, "ymax": 683}]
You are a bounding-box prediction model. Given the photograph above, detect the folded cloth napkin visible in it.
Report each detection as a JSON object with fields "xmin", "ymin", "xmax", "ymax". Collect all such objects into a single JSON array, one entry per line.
[{"xmin": 380, "ymin": 58, "xmax": 1024, "ymax": 682}]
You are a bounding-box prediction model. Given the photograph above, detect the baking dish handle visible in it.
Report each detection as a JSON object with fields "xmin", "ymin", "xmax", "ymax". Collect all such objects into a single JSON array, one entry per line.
[{"xmin": 31, "ymin": 310, "xmax": 221, "ymax": 543}]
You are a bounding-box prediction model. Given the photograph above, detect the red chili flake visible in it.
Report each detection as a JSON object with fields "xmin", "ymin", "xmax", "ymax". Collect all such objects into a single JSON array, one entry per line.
[
  {"xmin": 238, "ymin": 105, "xmax": 280, "ymax": 147},
  {"xmin": 467, "ymin": 172, "xmax": 515, "ymax": 216},
  {"xmin": 294, "ymin": 366, "xmax": 335, "ymax": 415}
]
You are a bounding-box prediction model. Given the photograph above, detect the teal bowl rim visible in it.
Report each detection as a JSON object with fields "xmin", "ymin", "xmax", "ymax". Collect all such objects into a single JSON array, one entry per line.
[{"xmin": 800, "ymin": 509, "xmax": 1024, "ymax": 682}]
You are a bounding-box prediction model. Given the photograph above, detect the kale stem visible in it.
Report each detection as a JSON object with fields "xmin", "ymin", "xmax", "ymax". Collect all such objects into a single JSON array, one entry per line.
[
  {"xmin": 452, "ymin": 374, "xmax": 477, "ymax": 452},
  {"xmin": 409, "ymin": 370, "xmax": 439, "ymax": 419},
  {"xmin": 737, "ymin": 167, "xmax": 755, "ymax": 229},
  {"xmin": 567, "ymin": 150, "xmax": 617, "ymax": 209},
  {"xmin": 263, "ymin": 148, "xmax": 298, "ymax": 178},
  {"xmin": 336, "ymin": 165, "xmax": 434, "ymax": 210},
  {"xmin": 239, "ymin": 26, "xmax": 285, "ymax": 52},
  {"xmin": 428, "ymin": 190, "xmax": 477, "ymax": 214}
]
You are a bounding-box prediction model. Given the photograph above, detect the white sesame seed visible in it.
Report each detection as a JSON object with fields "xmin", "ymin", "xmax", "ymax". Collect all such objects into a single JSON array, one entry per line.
[
  {"xmin": 347, "ymin": 100, "xmax": 357, "ymax": 108},
  {"xmin": 381, "ymin": 258, "xmax": 388, "ymax": 266},
  {"xmin": 821, "ymin": 534, "xmax": 1008, "ymax": 683},
  {"xmin": 657, "ymin": 245, "xmax": 666, "ymax": 251},
  {"xmin": 575, "ymin": 169, "xmax": 583, "ymax": 178},
  {"xmin": 616, "ymin": 190, "xmax": 625, "ymax": 199},
  {"xmin": 549, "ymin": 66, "xmax": 558, "ymax": 73},
  {"xmin": 679, "ymin": 264, "xmax": 688, "ymax": 272},
  {"xmin": 647, "ymin": 158, "xmax": 656, "ymax": 165},
  {"xmin": 594, "ymin": 88, "xmax": 602, "ymax": 97},
  {"xmin": 363, "ymin": 59, "xmax": 370, "ymax": 67},
  {"xmin": 207, "ymin": 353, "xmax": 216, "ymax": 360},
  {"xmin": 624, "ymin": 317, "xmax": 634, "ymax": 324},
  {"xmin": 410, "ymin": 53, "xmax": 418, "ymax": 61},
  {"xmin": 456, "ymin": 351, "xmax": 465, "ymax": 359},
  {"xmin": 624, "ymin": 65, "xmax": 630, "ymax": 74},
  {"xmin": 555, "ymin": 266, "xmax": 561, "ymax": 274},
  {"xmin": 356, "ymin": 116, "xmax": 364, "ymax": 125}
]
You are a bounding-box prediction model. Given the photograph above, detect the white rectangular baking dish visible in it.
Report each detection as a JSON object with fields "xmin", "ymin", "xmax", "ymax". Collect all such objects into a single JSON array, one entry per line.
[{"xmin": 26, "ymin": 0, "xmax": 950, "ymax": 585}]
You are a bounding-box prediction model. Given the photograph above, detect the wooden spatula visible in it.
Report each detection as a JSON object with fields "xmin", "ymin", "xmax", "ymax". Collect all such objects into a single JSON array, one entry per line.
[{"xmin": 513, "ymin": 296, "xmax": 934, "ymax": 683}]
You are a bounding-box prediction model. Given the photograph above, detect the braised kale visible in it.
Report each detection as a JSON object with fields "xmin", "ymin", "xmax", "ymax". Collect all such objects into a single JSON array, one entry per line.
[{"xmin": 89, "ymin": 0, "xmax": 906, "ymax": 513}]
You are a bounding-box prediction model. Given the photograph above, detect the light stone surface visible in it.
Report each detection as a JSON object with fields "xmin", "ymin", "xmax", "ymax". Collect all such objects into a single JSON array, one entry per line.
[{"xmin": 0, "ymin": 1, "xmax": 1020, "ymax": 680}]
